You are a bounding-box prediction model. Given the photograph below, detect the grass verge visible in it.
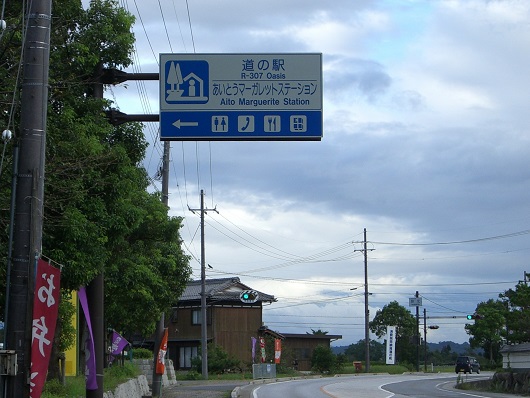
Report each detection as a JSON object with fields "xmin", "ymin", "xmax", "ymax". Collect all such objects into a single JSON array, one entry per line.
[{"xmin": 41, "ymin": 362, "xmax": 139, "ymax": 398}]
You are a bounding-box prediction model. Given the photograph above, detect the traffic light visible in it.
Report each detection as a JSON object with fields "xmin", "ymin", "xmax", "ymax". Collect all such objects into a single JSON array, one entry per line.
[
  {"xmin": 428, "ymin": 325, "xmax": 439, "ymax": 329},
  {"xmin": 466, "ymin": 313, "xmax": 484, "ymax": 320},
  {"xmin": 239, "ymin": 290, "xmax": 259, "ymax": 303}
]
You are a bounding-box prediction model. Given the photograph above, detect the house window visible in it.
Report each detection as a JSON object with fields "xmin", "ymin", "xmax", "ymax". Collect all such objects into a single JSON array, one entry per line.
[
  {"xmin": 191, "ymin": 309, "xmax": 211, "ymax": 325},
  {"xmin": 170, "ymin": 308, "xmax": 178, "ymax": 323},
  {"xmin": 294, "ymin": 348, "xmax": 311, "ymax": 360},
  {"xmin": 192, "ymin": 309, "xmax": 201, "ymax": 325},
  {"xmin": 179, "ymin": 346, "xmax": 198, "ymax": 368}
]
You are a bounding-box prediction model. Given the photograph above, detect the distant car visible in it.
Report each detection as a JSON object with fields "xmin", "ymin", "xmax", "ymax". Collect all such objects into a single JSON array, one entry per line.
[{"xmin": 455, "ymin": 356, "xmax": 480, "ymax": 374}]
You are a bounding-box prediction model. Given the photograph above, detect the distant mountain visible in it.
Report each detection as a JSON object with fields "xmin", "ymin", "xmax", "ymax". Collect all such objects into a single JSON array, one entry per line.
[
  {"xmin": 427, "ymin": 341, "xmax": 472, "ymax": 354},
  {"xmin": 332, "ymin": 341, "xmax": 479, "ymax": 356},
  {"xmin": 332, "ymin": 346, "xmax": 346, "ymax": 355}
]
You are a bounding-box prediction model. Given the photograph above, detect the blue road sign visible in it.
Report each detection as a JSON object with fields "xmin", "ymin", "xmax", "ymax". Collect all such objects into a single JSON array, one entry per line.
[{"xmin": 159, "ymin": 53, "xmax": 322, "ymax": 141}]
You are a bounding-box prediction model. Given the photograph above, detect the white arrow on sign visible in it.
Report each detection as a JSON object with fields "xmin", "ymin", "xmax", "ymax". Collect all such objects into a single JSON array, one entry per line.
[{"xmin": 173, "ymin": 119, "xmax": 199, "ymax": 129}]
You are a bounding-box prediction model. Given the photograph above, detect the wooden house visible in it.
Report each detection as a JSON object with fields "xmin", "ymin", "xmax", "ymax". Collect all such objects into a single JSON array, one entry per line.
[
  {"xmin": 165, "ymin": 277, "xmax": 275, "ymax": 369},
  {"xmin": 282, "ymin": 333, "xmax": 343, "ymax": 371},
  {"xmin": 258, "ymin": 327, "xmax": 342, "ymax": 371},
  {"xmin": 159, "ymin": 277, "xmax": 342, "ymax": 371}
]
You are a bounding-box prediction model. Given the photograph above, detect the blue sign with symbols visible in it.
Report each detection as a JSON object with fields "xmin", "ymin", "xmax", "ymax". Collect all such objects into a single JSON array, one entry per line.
[{"xmin": 159, "ymin": 53, "xmax": 322, "ymax": 141}]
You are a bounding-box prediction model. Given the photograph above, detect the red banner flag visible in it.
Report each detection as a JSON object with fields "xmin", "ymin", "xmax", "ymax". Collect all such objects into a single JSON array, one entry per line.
[
  {"xmin": 259, "ymin": 337, "xmax": 266, "ymax": 363},
  {"xmin": 274, "ymin": 339, "xmax": 282, "ymax": 364},
  {"xmin": 155, "ymin": 328, "xmax": 168, "ymax": 374},
  {"xmin": 30, "ymin": 259, "xmax": 61, "ymax": 398}
]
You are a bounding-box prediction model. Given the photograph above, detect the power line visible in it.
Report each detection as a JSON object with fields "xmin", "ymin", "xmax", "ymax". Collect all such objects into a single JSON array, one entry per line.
[
  {"xmin": 369, "ymin": 229, "xmax": 530, "ymax": 246},
  {"xmin": 185, "ymin": 0, "xmax": 196, "ymax": 52},
  {"xmin": 157, "ymin": 0, "xmax": 173, "ymax": 52}
]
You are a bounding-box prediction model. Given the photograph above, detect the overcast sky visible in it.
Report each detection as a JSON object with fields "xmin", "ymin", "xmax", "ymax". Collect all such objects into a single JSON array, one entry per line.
[{"xmin": 108, "ymin": 0, "xmax": 530, "ymax": 346}]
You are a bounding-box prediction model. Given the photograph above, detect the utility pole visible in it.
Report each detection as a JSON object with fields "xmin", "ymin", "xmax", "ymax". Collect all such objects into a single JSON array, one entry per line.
[
  {"xmin": 415, "ymin": 291, "xmax": 420, "ymax": 372},
  {"xmin": 354, "ymin": 228, "xmax": 373, "ymax": 372},
  {"xmin": 4, "ymin": 0, "xmax": 52, "ymax": 396},
  {"xmin": 423, "ymin": 308, "xmax": 427, "ymax": 372},
  {"xmin": 189, "ymin": 190, "xmax": 217, "ymax": 380},
  {"xmin": 151, "ymin": 141, "xmax": 170, "ymax": 397},
  {"xmin": 199, "ymin": 191, "xmax": 207, "ymax": 380},
  {"xmin": 363, "ymin": 229, "xmax": 370, "ymax": 373}
]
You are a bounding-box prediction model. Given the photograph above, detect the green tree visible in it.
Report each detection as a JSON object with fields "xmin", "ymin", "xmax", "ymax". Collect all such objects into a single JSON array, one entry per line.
[
  {"xmin": 192, "ymin": 343, "xmax": 240, "ymax": 375},
  {"xmin": 311, "ymin": 344, "xmax": 337, "ymax": 373},
  {"xmin": 465, "ymin": 299, "xmax": 505, "ymax": 364},
  {"xmin": 0, "ymin": 0, "xmax": 191, "ymax": 380},
  {"xmin": 308, "ymin": 328, "xmax": 328, "ymax": 335},
  {"xmin": 370, "ymin": 301, "xmax": 417, "ymax": 365},
  {"xmin": 344, "ymin": 339, "xmax": 385, "ymax": 362},
  {"xmin": 499, "ymin": 282, "xmax": 530, "ymax": 344}
]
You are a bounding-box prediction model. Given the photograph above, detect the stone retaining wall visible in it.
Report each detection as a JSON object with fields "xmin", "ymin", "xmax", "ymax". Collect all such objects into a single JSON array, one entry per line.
[
  {"xmin": 103, "ymin": 374, "xmax": 150, "ymax": 398},
  {"xmin": 492, "ymin": 371, "xmax": 530, "ymax": 394},
  {"xmin": 102, "ymin": 359, "xmax": 177, "ymax": 398},
  {"xmin": 132, "ymin": 359, "xmax": 177, "ymax": 388}
]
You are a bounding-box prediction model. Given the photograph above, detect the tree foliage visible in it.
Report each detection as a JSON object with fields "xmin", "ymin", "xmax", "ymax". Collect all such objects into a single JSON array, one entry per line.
[
  {"xmin": 192, "ymin": 344, "xmax": 240, "ymax": 374},
  {"xmin": 308, "ymin": 328, "xmax": 328, "ymax": 335},
  {"xmin": 344, "ymin": 339, "xmax": 385, "ymax": 362},
  {"xmin": 311, "ymin": 345, "xmax": 338, "ymax": 373},
  {"xmin": 462, "ymin": 282, "xmax": 530, "ymax": 366},
  {"xmin": 369, "ymin": 301, "xmax": 417, "ymax": 364},
  {"xmin": 499, "ymin": 282, "xmax": 530, "ymax": 344},
  {"xmin": 464, "ymin": 299, "xmax": 505, "ymax": 364},
  {"xmin": 0, "ymin": 0, "xmax": 191, "ymax": 360}
]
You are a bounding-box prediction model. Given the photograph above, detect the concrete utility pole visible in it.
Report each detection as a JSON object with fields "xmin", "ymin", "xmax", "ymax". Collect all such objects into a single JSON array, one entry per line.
[
  {"xmin": 415, "ymin": 290, "xmax": 420, "ymax": 372},
  {"xmin": 151, "ymin": 141, "xmax": 170, "ymax": 398},
  {"xmin": 189, "ymin": 190, "xmax": 217, "ymax": 380},
  {"xmin": 354, "ymin": 228, "xmax": 373, "ymax": 373},
  {"xmin": 4, "ymin": 0, "xmax": 52, "ymax": 396},
  {"xmin": 199, "ymin": 190, "xmax": 207, "ymax": 380},
  {"xmin": 423, "ymin": 308, "xmax": 427, "ymax": 372},
  {"xmin": 363, "ymin": 228, "xmax": 370, "ymax": 373}
]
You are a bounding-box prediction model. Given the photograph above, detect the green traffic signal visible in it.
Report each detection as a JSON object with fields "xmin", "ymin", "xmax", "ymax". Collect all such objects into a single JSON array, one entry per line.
[
  {"xmin": 242, "ymin": 293, "xmax": 249, "ymax": 300},
  {"xmin": 467, "ymin": 314, "xmax": 473, "ymax": 320}
]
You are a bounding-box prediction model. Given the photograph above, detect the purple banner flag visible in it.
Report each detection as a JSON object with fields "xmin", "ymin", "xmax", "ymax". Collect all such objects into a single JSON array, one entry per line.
[
  {"xmin": 78, "ymin": 287, "xmax": 98, "ymax": 390},
  {"xmin": 251, "ymin": 337, "xmax": 257, "ymax": 363},
  {"xmin": 111, "ymin": 330, "xmax": 129, "ymax": 355}
]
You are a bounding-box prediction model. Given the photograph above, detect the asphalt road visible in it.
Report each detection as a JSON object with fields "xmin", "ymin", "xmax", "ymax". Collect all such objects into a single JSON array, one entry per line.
[
  {"xmin": 382, "ymin": 373, "xmax": 517, "ymax": 398},
  {"xmin": 162, "ymin": 380, "xmax": 247, "ymax": 398},
  {"xmin": 235, "ymin": 372, "xmax": 518, "ymax": 398}
]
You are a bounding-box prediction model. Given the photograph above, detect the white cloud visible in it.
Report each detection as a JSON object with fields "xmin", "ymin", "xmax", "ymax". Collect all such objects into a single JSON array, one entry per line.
[{"xmin": 111, "ymin": 0, "xmax": 530, "ymax": 345}]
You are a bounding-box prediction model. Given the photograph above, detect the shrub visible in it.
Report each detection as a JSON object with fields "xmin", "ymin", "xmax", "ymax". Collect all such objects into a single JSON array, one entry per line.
[
  {"xmin": 311, "ymin": 345, "xmax": 337, "ymax": 373},
  {"xmin": 132, "ymin": 347, "xmax": 153, "ymax": 359},
  {"xmin": 193, "ymin": 343, "xmax": 240, "ymax": 374},
  {"xmin": 185, "ymin": 370, "xmax": 201, "ymax": 380}
]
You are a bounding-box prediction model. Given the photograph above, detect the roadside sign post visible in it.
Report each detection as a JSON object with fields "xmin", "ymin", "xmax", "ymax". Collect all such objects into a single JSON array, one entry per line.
[
  {"xmin": 159, "ymin": 53, "xmax": 322, "ymax": 141},
  {"xmin": 409, "ymin": 297, "xmax": 422, "ymax": 307}
]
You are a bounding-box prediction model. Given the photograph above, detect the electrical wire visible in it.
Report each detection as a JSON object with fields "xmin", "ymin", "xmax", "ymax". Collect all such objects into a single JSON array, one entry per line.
[
  {"xmin": 368, "ymin": 229, "xmax": 530, "ymax": 246},
  {"xmin": 131, "ymin": 0, "xmax": 157, "ymax": 62},
  {"xmin": 171, "ymin": 0, "xmax": 187, "ymax": 52},
  {"xmin": 157, "ymin": 0, "xmax": 173, "ymax": 53},
  {"xmin": 185, "ymin": 0, "xmax": 196, "ymax": 53}
]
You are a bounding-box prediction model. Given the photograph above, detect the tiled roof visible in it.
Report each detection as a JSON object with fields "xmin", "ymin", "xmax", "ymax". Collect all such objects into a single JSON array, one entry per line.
[
  {"xmin": 281, "ymin": 333, "xmax": 343, "ymax": 341},
  {"xmin": 178, "ymin": 277, "xmax": 275, "ymax": 303},
  {"xmin": 500, "ymin": 343, "xmax": 530, "ymax": 353}
]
